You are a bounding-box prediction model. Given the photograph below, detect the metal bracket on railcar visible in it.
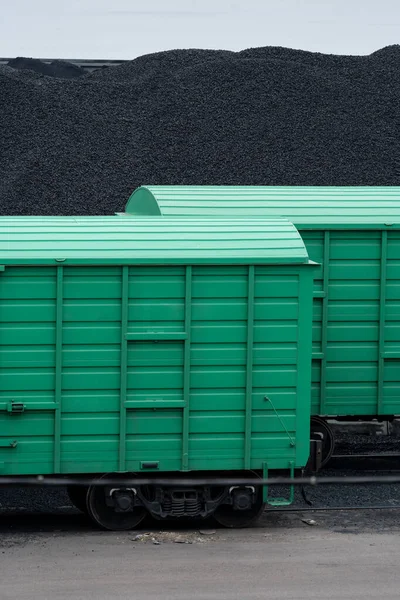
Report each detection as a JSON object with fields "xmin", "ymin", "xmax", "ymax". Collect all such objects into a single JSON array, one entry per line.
[
  {"xmin": 308, "ymin": 435, "xmax": 323, "ymax": 474},
  {"xmin": 300, "ymin": 436, "xmax": 323, "ymax": 506},
  {"xmin": 6, "ymin": 402, "xmax": 25, "ymax": 414},
  {"xmin": 262, "ymin": 461, "xmax": 295, "ymax": 506},
  {"xmin": 0, "ymin": 440, "xmax": 18, "ymax": 448}
]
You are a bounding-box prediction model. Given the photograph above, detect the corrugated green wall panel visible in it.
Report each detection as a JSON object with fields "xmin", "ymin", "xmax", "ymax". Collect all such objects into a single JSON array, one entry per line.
[
  {"xmin": 0, "ymin": 261, "xmax": 314, "ymax": 476},
  {"xmin": 303, "ymin": 229, "xmax": 400, "ymax": 416}
]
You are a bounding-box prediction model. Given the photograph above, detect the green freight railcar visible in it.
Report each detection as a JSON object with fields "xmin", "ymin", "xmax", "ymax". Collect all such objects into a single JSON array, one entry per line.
[
  {"xmin": 0, "ymin": 215, "xmax": 316, "ymax": 529},
  {"xmin": 126, "ymin": 185, "xmax": 400, "ymax": 465}
]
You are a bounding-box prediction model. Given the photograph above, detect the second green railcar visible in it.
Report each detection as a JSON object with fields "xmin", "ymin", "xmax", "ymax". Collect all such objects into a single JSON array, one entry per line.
[{"xmin": 125, "ymin": 185, "xmax": 400, "ymax": 464}]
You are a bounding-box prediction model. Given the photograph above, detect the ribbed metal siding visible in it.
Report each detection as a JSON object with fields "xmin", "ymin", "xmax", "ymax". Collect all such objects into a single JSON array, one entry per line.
[
  {"xmin": 305, "ymin": 229, "xmax": 400, "ymax": 417},
  {"xmin": 0, "ymin": 216, "xmax": 309, "ymax": 265},
  {"xmin": 125, "ymin": 186, "xmax": 400, "ymax": 226},
  {"xmin": 0, "ymin": 263, "xmax": 314, "ymax": 475}
]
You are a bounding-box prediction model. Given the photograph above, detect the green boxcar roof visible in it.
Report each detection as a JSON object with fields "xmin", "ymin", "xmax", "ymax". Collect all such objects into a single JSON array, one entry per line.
[
  {"xmin": 125, "ymin": 186, "xmax": 400, "ymax": 228},
  {"xmin": 0, "ymin": 216, "xmax": 310, "ymax": 265}
]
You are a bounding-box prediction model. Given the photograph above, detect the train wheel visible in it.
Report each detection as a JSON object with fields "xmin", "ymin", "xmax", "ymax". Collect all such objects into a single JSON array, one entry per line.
[
  {"xmin": 213, "ymin": 481, "xmax": 265, "ymax": 528},
  {"xmin": 310, "ymin": 416, "xmax": 335, "ymax": 468},
  {"xmin": 67, "ymin": 485, "xmax": 89, "ymax": 514},
  {"xmin": 86, "ymin": 473, "xmax": 147, "ymax": 531}
]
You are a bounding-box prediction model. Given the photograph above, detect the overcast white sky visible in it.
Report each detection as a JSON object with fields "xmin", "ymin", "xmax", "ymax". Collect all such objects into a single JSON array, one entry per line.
[{"xmin": 2, "ymin": 0, "xmax": 400, "ymax": 59}]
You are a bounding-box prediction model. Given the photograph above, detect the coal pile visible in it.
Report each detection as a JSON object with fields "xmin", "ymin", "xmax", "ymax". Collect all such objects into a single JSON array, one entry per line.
[{"xmin": 1, "ymin": 45, "xmax": 400, "ymax": 216}]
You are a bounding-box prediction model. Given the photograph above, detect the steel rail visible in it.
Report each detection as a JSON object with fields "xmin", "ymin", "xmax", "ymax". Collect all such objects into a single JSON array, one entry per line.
[
  {"xmin": 265, "ymin": 505, "xmax": 400, "ymax": 513},
  {"xmin": 331, "ymin": 453, "xmax": 400, "ymax": 459},
  {"xmin": 328, "ymin": 453, "xmax": 400, "ymax": 471}
]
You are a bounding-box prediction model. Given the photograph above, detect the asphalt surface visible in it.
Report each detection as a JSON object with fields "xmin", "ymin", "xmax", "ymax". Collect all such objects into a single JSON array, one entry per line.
[{"xmin": 1, "ymin": 509, "xmax": 400, "ymax": 600}]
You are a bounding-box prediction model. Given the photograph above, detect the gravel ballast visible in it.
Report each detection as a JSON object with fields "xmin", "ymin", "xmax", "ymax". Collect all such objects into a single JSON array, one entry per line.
[{"xmin": 1, "ymin": 45, "xmax": 400, "ymax": 216}]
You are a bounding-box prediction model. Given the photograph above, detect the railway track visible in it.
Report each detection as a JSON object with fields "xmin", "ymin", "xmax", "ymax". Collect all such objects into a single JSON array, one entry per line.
[
  {"xmin": 266, "ymin": 504, "xmax": 400, "ymax": 513},
  {"xmin": 328, "ymin": 452, "xmax": 400, "ymax": 471}
]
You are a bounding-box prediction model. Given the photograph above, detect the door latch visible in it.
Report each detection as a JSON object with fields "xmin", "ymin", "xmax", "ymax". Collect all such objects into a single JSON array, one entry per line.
[{"xmin": 7, "ymin": 402, "xmax": 25, "ymax": 414}]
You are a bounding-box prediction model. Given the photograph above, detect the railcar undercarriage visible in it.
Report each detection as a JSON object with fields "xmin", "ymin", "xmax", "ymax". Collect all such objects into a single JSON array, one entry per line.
[{"xmin": 67, "ymin": 473, "xmax": 266, "ymax": 530}]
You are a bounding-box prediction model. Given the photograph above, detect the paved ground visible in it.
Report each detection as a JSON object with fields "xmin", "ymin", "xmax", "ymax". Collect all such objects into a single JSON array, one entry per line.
[
  {"xmin": 1, "ymin": 508, "xmax": 400, "ymax": 600},
  {"xmin": 2, "ymin": 430, "xmax": 400, "ymax": 599}
]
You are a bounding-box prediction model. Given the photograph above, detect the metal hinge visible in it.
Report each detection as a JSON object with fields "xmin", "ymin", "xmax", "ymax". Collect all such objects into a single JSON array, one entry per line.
[{"xmin": 7, "ymin": 401, "xmax": 25, "ymax": 414}]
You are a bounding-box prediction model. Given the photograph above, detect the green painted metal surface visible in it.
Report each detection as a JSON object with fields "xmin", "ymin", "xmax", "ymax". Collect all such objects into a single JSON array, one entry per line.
[
  {"xmin": 125, "ymin": 186, "xmax": 400, "ymax": 418},
  {"xmin": 306, "ymin": 228, "xmax": 400, "ymax": 417},
  {"xmin": 0, "ymin": 216, "xmax": 309, "ymax": 265},
  {"xmin": 0, "ymin": 217, "xmax": 315, "ymax": 482},
  {"xmin": 125, "ymin": 185, "xmax": 400, "ymax": 227}
]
